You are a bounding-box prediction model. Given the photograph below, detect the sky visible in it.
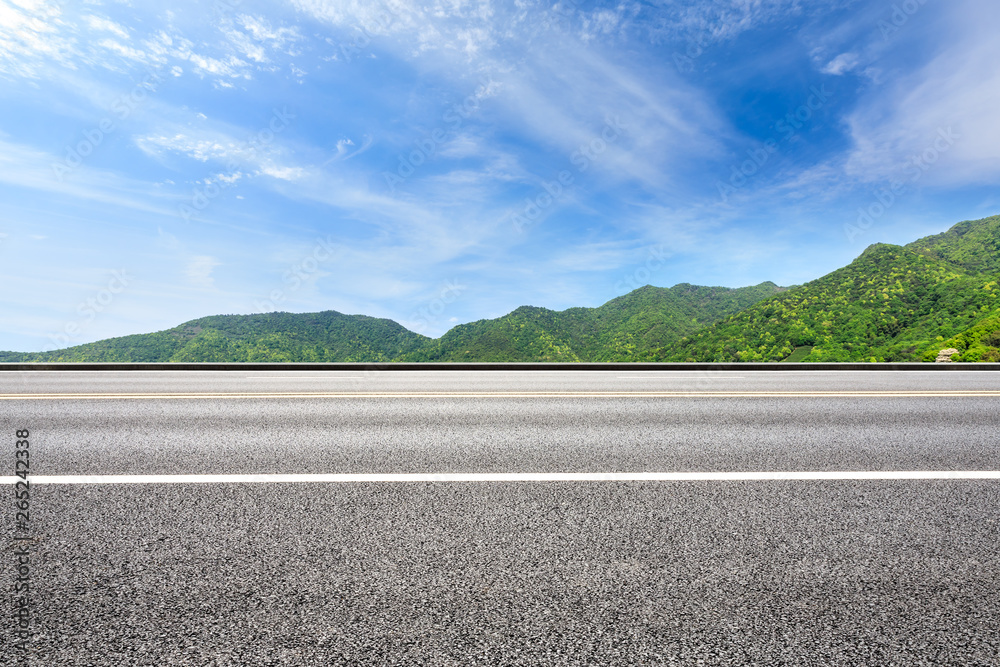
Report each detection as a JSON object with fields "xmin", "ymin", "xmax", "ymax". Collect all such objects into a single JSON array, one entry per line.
[{"xmin": 1, "ymin": 0, "xmax": 998, "ymax": 352}]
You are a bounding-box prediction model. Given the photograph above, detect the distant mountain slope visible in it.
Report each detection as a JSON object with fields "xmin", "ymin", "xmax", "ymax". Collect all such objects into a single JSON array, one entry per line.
[
  {"xmin": 0, "ymin": 311, "xmax": 430, "ymax": 362},
  {"xmin": 0, "ymin": 283, "xmax": 784, "ymax": 363},
  {"xmin": 2, "ymin": 213, "xmax": 998, "ymax": 364},
  {"xmin": 905, "ymin": 214, "xmax": 1000, "ymax": 275},
  {"xmin": 658, "ymin": 225, "xmax": 1000, "ymax": 363},
  {"xmin": 592, "ymin": 282, "xmax": 785, "ymax": 360},
  {"xmin": 399, "ymin": 282, "xmax": 785, "ymax": 361}
]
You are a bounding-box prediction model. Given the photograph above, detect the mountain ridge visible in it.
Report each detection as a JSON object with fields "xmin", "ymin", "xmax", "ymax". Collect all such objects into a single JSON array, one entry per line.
[
  {"xmin": 655, "ymin": 215, "xmax": 1000, "ymax": 362},
  {"xmin": 2, "ymin": 214, "xmax": 998, "ymax": 363},
  {"xmin": 0, "ymin": 282, "xmax": 784, "ymax": 363}
]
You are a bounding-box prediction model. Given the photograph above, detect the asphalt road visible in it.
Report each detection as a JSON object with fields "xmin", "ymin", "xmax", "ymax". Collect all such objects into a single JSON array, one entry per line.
[{"xmin": 3, "ymin": 370, "xmax": 1000, "ymax": 665}]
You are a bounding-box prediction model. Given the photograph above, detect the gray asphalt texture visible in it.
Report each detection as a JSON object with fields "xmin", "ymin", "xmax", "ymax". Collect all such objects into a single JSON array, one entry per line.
[{"xmin": 3, "ymin": 371, "xmax": 1000, "ymax": 665}]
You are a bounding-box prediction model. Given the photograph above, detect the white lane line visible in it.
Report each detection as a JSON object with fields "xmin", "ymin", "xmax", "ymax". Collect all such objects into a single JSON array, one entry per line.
[
  {"xmin": 4, "ymin": 471, "xmax": 1000, "ymax": 485},
  {"xmin": 616, "ymin": 376, "xmax": 744, "ymax": 379},
  {"xmin": 244, "ymin": 376, "xmax": 365, "ymax": 379},
  {"xmin": 3, "ymin": 391, "xmax": 1000, "ymax": 399}
]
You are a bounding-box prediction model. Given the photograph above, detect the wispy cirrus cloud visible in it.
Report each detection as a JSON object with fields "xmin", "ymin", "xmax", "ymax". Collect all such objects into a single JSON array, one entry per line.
[
  {"xmin": 85, "ymin": 15, "xmax": 130, "ymax": 40},
  {"xmin": 0, "ymin": 0, "xmax": 75, "ymax": 77},
  {"xmin": 1, "ymin": 0, "xmax": 998, "ymax": 354},
  {"xmin": 0, "ymin": 1, "xmax": 306, "ymax": 86},
  {"xmin": 842, "ymin": 0, "xmax": 1000, "ymax": 187}
]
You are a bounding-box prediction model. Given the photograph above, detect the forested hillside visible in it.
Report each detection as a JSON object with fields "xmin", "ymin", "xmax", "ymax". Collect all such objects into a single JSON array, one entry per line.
[
  {"xmin": 905, "ymin": 214, "xmax": 1000, "ymax": 275},
  {"xmin": 2, "ymin": 214, "xmax": 998, "ymax": 364},
  {"xmin": 656, "ymin": 215, "xmax": 1000, "ymax": 362},
  {"xmin": 0, "ymin": 311, "xmax": 430, "ymax": 363},
  {"xmin": 400, "ymin": 282, "xmax": 784, "ymax": 361}
]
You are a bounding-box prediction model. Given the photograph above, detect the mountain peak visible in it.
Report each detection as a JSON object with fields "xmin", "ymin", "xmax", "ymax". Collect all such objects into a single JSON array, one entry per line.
[
  {"xmin": 3, "ymin": 214, "xmax": 998, "ymax": 364},
  {"xmin": 905, "ymin": 214, "xmax": 1000, "ymax": 275}
]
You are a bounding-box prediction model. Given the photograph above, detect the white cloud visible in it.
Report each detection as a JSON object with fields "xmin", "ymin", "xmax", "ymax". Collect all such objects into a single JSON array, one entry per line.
[
  {"xmin": 289, "ymin": 0, "xmax": 510, "ymax": 57},
  {"xmin": 208, "ymin": 171, "xmax": 244, "ymax": 185},
  {"xmin": 639, "ymin": 0, "xmax": 808, "ymax": 44},
  {"xmin": 237, "ymin": 14, "xmax": 301, "ymax": 47},
  {"xmin": 437, "ymin": 133, "xmax": 481, "ymax": 159},
  {"xmin": 842, "ymin": 0, "xmax": 1000, "ymax": 186},
  {"xmin": 134, "ymin": 126, "xmax": 305, "ymax": 184},
  {"xmin": 187, "ymin": 52, "xmax": 249, "ymax": 79},
  {"xmin": 95, "ymin": 38, "xmax": 146, "ymax": 63},
  {"xmin": 295, "ymin": 0, "xmax": 724, "ymax": 202},
  {"xmin": 821, "ymin": 52, "xmax": 859, "ymax": 76},
  {"xmin": 259, "ymin": 164, "xmax": 304, "ymax": 181},
  {"xmin": 0, "ymin": 137, "xmax": 179, "ymax": 217},
  {"xmin": 185, "ymin": 255, "xmax": 221, "ymax": 288},
  {"xmin": 223, "ymin": 14, "xmax": 302, "ymax": 68},
  {"xmin": 490, "ymin": 38, "xmax": 725, "ymax": 195},
  {"xmin": 322, "ymin": 135, "xmax": 373, "ymax": 164},
  {"xmin": 85, "ymin": 15, "xmax": 129, "ymax": 40},
  {"xmin": 580, "ymin": 8, "xmax": 627, "ymax": 43},
  {"xmin": 136, "ymin": 133, "xmax": 233, "ymax": 162},
  {"xmin": 156, "ymin": 227, "xmax": 182, "ymax": 250},
  {"xmin": 0, "ymin": 0, "xmax": 75, "ymax": 77},
  {"xmin": 0, "ymin": 3, "xmax": 273, "ymax": 86},
  {"xmin": 224, "ymin": 30, "xmax": 268, "ymax": 63},
  {"xmin": 549, "ymin": 241, "xmax": 634, "ymax": 272}
]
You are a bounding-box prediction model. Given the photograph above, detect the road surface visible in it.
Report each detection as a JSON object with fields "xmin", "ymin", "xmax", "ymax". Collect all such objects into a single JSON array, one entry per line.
[{"xmin": 3, "ymin": 369, "xmax": 999, "ymax": 665}]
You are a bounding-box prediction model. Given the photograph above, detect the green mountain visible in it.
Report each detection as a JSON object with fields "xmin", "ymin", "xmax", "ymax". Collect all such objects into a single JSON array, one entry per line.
[
  {"xmin": 657, "ymin": 215, "xmax": 1000, "ymax": 362},
  {"xmin": 400, "ymin": 282, "xmax": 784, "ymax": 362},
  {"xmin": 0, "ymin": 283, "xmax": 783, "ymax": 363},
  {"xmin": 0, "ymin": 311, "xmax": 431, "ymax": 363},
  {"xmin": 2, "ymin": 213, "xmax": 998, "ymax": 364},
  {"xmin": 905, "ymin": 214, "xmax": 1000, "ymax": 275}
]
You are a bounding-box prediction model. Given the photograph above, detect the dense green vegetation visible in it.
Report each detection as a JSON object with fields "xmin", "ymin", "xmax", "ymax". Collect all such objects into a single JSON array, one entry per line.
[
  {"xmin": 905, "ymin": 214, "xmax": 1000, "ymax": 275},
  {"xmin": 925, "ymin": 314, "xmax": 1000, "ymax": 362},
  {"xmin": 781, "ymin": 346, "xmax": 813, "ymax": 363},
  {"xmin": 399, "ymin": 282, "xmax": 784, "ymax": 361},
  {"xmin": 0, "ymin": 283, "xmax": 783, "ymax": 363},
  {"xmin": 2, "ymin": 214, "xmax": 998, "ymax": 363},
  {"xmin": 655, "ymin": 214, "xmax": 1000, "ymax": 362},
  {"xmin": 657, "ymin": 244, "xmax": 999, "ymax": 362},
  {"xmin": 0, "ymin": 311, "xmax": 430, "ymax": 363}
]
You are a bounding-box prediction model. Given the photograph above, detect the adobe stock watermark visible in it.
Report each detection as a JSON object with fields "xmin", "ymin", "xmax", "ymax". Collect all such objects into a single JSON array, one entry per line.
[
  {"xmin": 51, "ymin": 67, "xmax": 164, "ymax": 181},
  {"xmin": 508, "ymin": 115, "xmax": 628, "ymax": 233},
  {"xmin": 179, "ymin": 107, "xmax": 296, "ymax": 221},
  {"xmin": 408, "ymin": 279, "xmax": 467, "ymax": 335},
  {"xmin": 213, "ymin": 0, "xmax": 245, "ymax": 17},
  {"xmin": 614, "ymin": 245, "xmax": 670, "ymax": 294},
  {"xmin": 716, "ymin": 85, "xmax": 833, "ymax": 203},
  {"xmin": 879, "ymin": 0, "xmax": 929, "ymax": 39},
  {"xmin": 382, "ymin": 76, "xmax": 496, "ymax": 193},
  {"xmin": 44, "ymin": 270, "xmax": 132, "ymax": 351},
  {"xmin": 844, "ymin": 127, "xmax": 959, "ymax": 243},
  {"xmin": 673, "ymin": 31, "xmax": 715, "ymax": 74},
  {"xmin": 541, "ymin": 0, "xmax": 588, "ymax": 29},
  {"xmin": 253, "ymin": 235, "xmax": 337, "ymax": 313},
  {"xmin": 334, "ymin": 4, "xmax": 398, "ymax": 62}
]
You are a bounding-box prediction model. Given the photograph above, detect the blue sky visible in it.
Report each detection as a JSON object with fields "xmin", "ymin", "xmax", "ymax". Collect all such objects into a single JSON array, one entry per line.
[{"xmin": 1, "ymin": 0, "xmax": 998, "ymax": 352}]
